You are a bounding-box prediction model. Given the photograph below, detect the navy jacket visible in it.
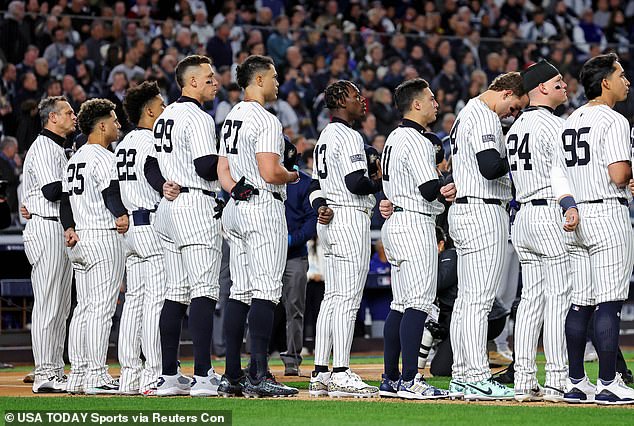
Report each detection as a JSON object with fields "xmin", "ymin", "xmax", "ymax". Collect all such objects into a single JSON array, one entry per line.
[{"xmin": 285, "ymin": 170, "xmax": 317, "ymax": 259}]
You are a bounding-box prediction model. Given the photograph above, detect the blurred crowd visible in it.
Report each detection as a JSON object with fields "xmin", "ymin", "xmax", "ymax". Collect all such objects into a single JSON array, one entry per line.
[{"xmin": 2, "ymin": 0, "xmax": 634, "ymax": 222}]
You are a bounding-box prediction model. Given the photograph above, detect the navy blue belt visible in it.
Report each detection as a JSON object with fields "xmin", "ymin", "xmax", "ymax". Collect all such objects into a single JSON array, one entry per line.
[
  {"xmin": 180, "ymin": 187, "xmax": 216, "ymax": 197},
  {"xmin": 455, "ymin": 197, "xmax": 502, "ymax": 205},
  {"xmin": 393, "ymin": 206, "xmax": 431, "ymax": 217},
  {"xmin": 132, "ymin": 209, "xmax": 153, "ymax": 226},
  {"xmin": 252, "ymin": 188, "xmax": 283, "ymax": 202},
  {"xmin": 587, "ymin": 198, "xmax": 628, "ymax": 206},
  {"xmin": 32, "ymin": 213, "xmax": 59, "ymax": 222}
]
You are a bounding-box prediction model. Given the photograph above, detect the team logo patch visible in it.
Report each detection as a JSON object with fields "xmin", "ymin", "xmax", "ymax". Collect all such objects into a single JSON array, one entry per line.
[
  {"xmin": 350, "ymin": 154, "xmax": 365, "ymax": 163},
  {"xmin": 482, "ymin": 134, "xmax": 496, "ymax": 143}
]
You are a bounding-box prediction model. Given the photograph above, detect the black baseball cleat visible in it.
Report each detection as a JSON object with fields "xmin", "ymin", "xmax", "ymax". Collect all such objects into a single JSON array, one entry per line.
[
  {"xmin": 217, "ymin": 375, "xmax": 246, "ymax": 398},
  {"xmin": 242, "ymin": 373, "xmax": 299, "ymax": 398}
]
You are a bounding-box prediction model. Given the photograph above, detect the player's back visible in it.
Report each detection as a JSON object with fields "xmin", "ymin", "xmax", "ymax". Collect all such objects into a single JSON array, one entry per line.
[
  {"xmin": 154, "ymin": 99, "xmax": 219, "ymax": 192},
  {"xmin": 221, "ymin": 101, "xmax": 286, "ymax": 197},
  {"xmin": 382, "ymin": 125, "xmax": 444, "ymax": 215},
  {"xmin": 116, "ymin": 128, "xmax": 160, "ymax": 212},
  {"xmin": 22, "ymin": 133, "xmax": 68, "ymax": 217},
  {"xmin": 560, "ymin": 104, "xmax": 632, "ymax": 203},
  {"xmin": 64, "ymin": 144, "xmax": 116, "ymax": 231},
  {"xmin": 506, "ymin": 107, "xmax": 564, "ymax": 203},
  {"xmin": 313, "ymin": 120, "xmax": 375, "ymax": 209},
  {"xmin": 450, "ymin": 98, "xmax": 511, "ymax": 201}
]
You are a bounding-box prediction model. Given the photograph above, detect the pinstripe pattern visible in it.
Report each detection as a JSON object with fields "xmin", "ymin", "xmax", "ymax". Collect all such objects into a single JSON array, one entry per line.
[
  {"xmin": 22, "ymin": 133, "xmax": 73, "ymax": 383},
  {"xmin": 312, "ymin": 122, "xmax": 375, "ymax": 209},
  {"xmin": 506, "ymin": 108, "xmax": 564, "ymax": 202},
  {"xmin": 220, "ymin": 101, "xmax": 287, "ymax": 199},
  {"xmin": 560, "ymin": 104, "xmax": 632, "ymax": 203},
  {"xmin": 507, "ymin": 106, "xmax": 571, "ymax": 392},
  {"xmin": 448, "ymin": 203, "xmax": 509, "ymax": 382},
  {"xmin": 23, "ymin": 218, "xmax": 72, "ymax": 381},
  {"xmin": 154, "ymin": 101, "xmax": 220, "ymax": 192},
  {"xmin": 512, "ymin": 204, "xmax": 570, "ymax": 390},
  {"xmin": 116, "ymin": 128, "xmax": 162, "ymax": 211},
  {"xmin": 451, "ymin": 98, "xmax": 512, "ymax": 201},
  {"xmin": 382, "ymin": 127, "xmax": 444, "ymax": 215},
  {"xmin": 222, "ymin": 193, "xmax": 287, "ymax": 304},
  {"xmin": 314, "ymin": 207, "xmax": 371, "ymax": 368},
  {"xmin": 66, "ymin": 230, "xmax": 125, "ymax": 391}
]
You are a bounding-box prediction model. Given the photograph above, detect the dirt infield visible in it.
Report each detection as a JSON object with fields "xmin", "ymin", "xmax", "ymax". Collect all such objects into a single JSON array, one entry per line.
[{"xmin": 2, "ymin": 363, "xmax": 633, "ymax": 408}]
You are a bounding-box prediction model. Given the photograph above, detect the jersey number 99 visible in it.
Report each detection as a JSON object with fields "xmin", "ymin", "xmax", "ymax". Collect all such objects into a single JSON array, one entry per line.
[{"xmin": 154, "ymin": 118, "xmax": 174, "ymax": 153}]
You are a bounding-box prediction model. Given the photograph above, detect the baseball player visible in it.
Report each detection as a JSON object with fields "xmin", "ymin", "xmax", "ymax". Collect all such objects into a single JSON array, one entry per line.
[
  {"xmin": 558, "ymin": 53, "xmax": 634, "ymax": 405},
  {"xmin": 216, "ymin": 55, "xmax": 299, "ymax": 398},
  {"xmin": 152, "ymin": 55, "xmax": 224, "ymax": 397},
  {"xmin": 116, "ymin": 81, "xmax": 168, "ymax": 396},
  {"xmin": 21, "ymin": 96, "xmax": 76, "ymax": 393},
  {"xmin": 448, "ymin": 72, "xmax": 529, "ymax": 400},
  {"xmin": 378, "ymin": 78, "xmax": 453, "ymax": 400},
  {"xmin": 61, "ymin": 98, "xmax": 128, "ymax": 394},
  {"xmin": 307, "ymin": 80, "xmax": 381, "ymax": 398},
  {"xmin": 507, "ymin": 61, "xmax": 579, "ymax": 402}
]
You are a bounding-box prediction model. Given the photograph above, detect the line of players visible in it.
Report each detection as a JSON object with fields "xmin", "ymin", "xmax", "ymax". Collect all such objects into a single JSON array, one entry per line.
[{"xmin": 21, "ymin": 52, "xmax": 634, "ymax": 404}]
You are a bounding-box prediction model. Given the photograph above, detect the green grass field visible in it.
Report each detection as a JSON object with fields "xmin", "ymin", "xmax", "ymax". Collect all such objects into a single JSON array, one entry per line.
[{"xmin": 1, "ymin": 354, "xmax": 633, "ymax": 425}]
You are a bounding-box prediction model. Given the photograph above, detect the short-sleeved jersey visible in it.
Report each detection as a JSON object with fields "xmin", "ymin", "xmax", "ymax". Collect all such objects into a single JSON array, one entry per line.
[
  {"xmin": 506, "ymin": 107, "xmax": 564, "ymax": 203},
  {"xmin": 450, "ymin": 97, "xmax": 512, "ymax": 201},
  {"xmin": 382, "ymin": 123, "xmax": 444, "ymax": 215},
  {"xmin": 21, "ymin": 131, "xmax": 68, "ymax": 217},
  {"xmin": 115, "ymin": 128, "xmax": 161, "ymax": 212},
  {"xmin": 62, "ymin": 144, "xmax": 118, "ymax": 230},
  {"xmin": 218, "ymin": 101, "xmax": 286, "ymax": 199},
  {"xmin": 558, "ymin": 104, "xmax": 632, "ymax": 203},
  {"xmin": 153, "ymin": 97, "xmax": 220, "ymax": 192},
  {"xmin": 312, "ymin": 119, "xmax": 375, "ymax": 209}
]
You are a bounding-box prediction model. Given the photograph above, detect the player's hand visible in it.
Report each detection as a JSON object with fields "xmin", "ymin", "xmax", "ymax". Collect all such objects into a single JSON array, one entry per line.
[
  {"xmin": 231, "ymin": 176, "xmax": 256, "ymax": 201},
  {"xmin": 628, "ymin": 179, "xmax": 634, "ymax": 197},
  {"xmin": 64, "ymin": 228, "xmax": 79, "ymax": 247},
  {"xmin": 317, "ymin": 206, "xmax": 334, "ymax": 225},
  {"xmin": 379, "ymin": 199, "xmax": 394, "ymax": 219},
  {"xmin": 563, "ymin": 207, "xmax": 579, "ymax": 232},
  {"xmin": 115, "ymin": 215, "xmax": 129, "ymax": 234},
  {"xmin": 213, "ymin": 198, "xmax": 225, "ymax": 219},
  {"xmin": 163, "ymin": 181, "xmax": 180, "ymax": 201},
  {"xmin": 440, "ymin": 183, "xmax": 457, "ymax": 203},
  {"xmin": 288, "ymin": 169, "xmax": 300, "ymax": 184},
  {"xmin": 20, "ymin": 205, "xmax": 31, "ymax": 220}
]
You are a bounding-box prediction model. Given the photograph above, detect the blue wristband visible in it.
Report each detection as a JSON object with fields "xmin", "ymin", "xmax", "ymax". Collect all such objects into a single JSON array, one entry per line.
[{"xmin": 559, "ymin": 196, "xmax": 577, "ymax": 212}]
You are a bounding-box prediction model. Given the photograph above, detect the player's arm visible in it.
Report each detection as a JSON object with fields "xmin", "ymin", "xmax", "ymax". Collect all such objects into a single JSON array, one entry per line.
[
  {"xmin": 217, "ymin": 156, "xmax": 235, "ymax": 192},
  {"xmin": 102, "ymin": 180, "xmax": 129, "ymax": 233},
  {"xmin": 256, "ymin": 117, "xmax": 298, "ymax": 184},
  {"xmin": 473, "ymin": 116, "xmax": 509, "ymax": 180},
  {"xmin": 143, "ymin": 155, "xmax": 166, "ymax": 196},
  {"xmin": 605, "ymin": 117, "xmax": 633, "ymax": 188},
  {"xmin": 410, "ymin": 137, "xmax": 443, "ymax": 201},
  {"xmin": 289, "ymin": 172, "xmax": 318, "ymax": 248},
  {"xmin": 549, "ymin": 126, "xmax": 579, "ymax": 231},
  {"xmin": 308, "ymin": 163, "xmax": 333, "ymax": 225},
  {"xmin": 343, "ymin": 136, "xmax": 382, "ymax": 195},
  {"xmin": 60, "ymin": 191, "xmax": 79, "ymax": 247}
]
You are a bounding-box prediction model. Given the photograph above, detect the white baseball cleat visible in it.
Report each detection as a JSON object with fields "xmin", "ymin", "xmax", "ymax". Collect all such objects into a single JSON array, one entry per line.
[
  {"xmin": 190, "ymin": 368, "xmax": 222, "ymax": 397},
  {"xmin": 156, "ymin": 373, "xmax": 192, "ymax": 396},
  {"xmin": 327, "ymin": 369, "xmax": 378, "ymax": 398},
  {"xmin": 308, "ymin": 371, "xmax": 331, "ymax": 397},
  {"xmin": 595, "ymin": 373, "xmax": 634, "ymax": 405}
]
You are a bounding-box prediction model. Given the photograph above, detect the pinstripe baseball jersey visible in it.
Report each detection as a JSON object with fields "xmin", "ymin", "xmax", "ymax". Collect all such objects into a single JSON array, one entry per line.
[
  {"xmin": 506, "ymin": 107, "xmax": 564, "ymax": 203},
  {"xmin": 22, "ymin": 131, "xmax": 68, "ymax": 217},
  {"xmin": 62, "ymin": 144, "xmax": 118, "ymax": 230},
  {"xmin": 559, "ymin": 104, "xmax": 632, "ymax": 203},
  {"xmin": 153, "ymin": 97, "xmax": 220, "ymax": 192},
  {"xmin": 382, "ymin": 122, "xmax": 444, "ymax": 215},
  {"xmin": 218, "ymin": 101, "xmax": 286, "ymax": 199},
  {"xmin": 115, "ymin": 128, "xmax": 160, "ymax": 212},
  {"xmin": 450, "ymin": 98, "xmax": 512, "ymax": 201},
  {"xmin": 312, "ymin": 119, "xmax": 375, "ymax": 209}
]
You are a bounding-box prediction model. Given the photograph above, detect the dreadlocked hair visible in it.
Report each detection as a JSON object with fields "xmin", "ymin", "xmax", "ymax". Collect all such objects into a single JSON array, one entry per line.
[{"xmin": 324, "ymin": 80, "xmax": 355, "ymax": 110}]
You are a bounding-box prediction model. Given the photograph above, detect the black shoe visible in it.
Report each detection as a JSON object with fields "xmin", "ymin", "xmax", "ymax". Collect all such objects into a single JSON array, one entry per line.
[
  {"xmin": 242, "ymin": 373, "xmax": 299, "ymax": 398},
  {"xmin": 622, "ymin": 369, "xmax": 633, "ymax": 385},
  {"xmin": 492, "ymin": 365, "xmax": 514, "ymax": 385},
  {"xmin": 280, "ymin": 353, "xmax": 302, "ymax": 376},
  {"xmin": 217, "ymin": 375, "xmax": 246, "ymax": 397}
]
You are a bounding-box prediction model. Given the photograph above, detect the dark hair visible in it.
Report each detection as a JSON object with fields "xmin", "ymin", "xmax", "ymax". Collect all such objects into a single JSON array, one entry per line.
[
  {"xmin": 579, "ymin": 53, "xmax": 619, "ymax": 100},
  {"xmin": 77, "ymin": 98, "xmax": 116, "ymax": 135},
  {"xmin": 488, "ymin": 72, "xmax": 526, "ymax": 98},
  {"xmin": 123, "ymin": 81, "xmax": 160, "ymax": 126},
  {"xmin": 324, "ymin": 80, "xmax": 356, "ymax": 110},
  {"xmin": 175, "ymin": 54, "xmax": 212, "ymax": 88},
  {"xmin": 235, "ymin": 55, "xmax": 274, "ymax": 89},
  {"xmin": 38, "ymin": 95, "xmax": 68, "ymax": 126},
  {"xmin": 394, "ymin": 78, "xmax": 430, "ymax": 114}
]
